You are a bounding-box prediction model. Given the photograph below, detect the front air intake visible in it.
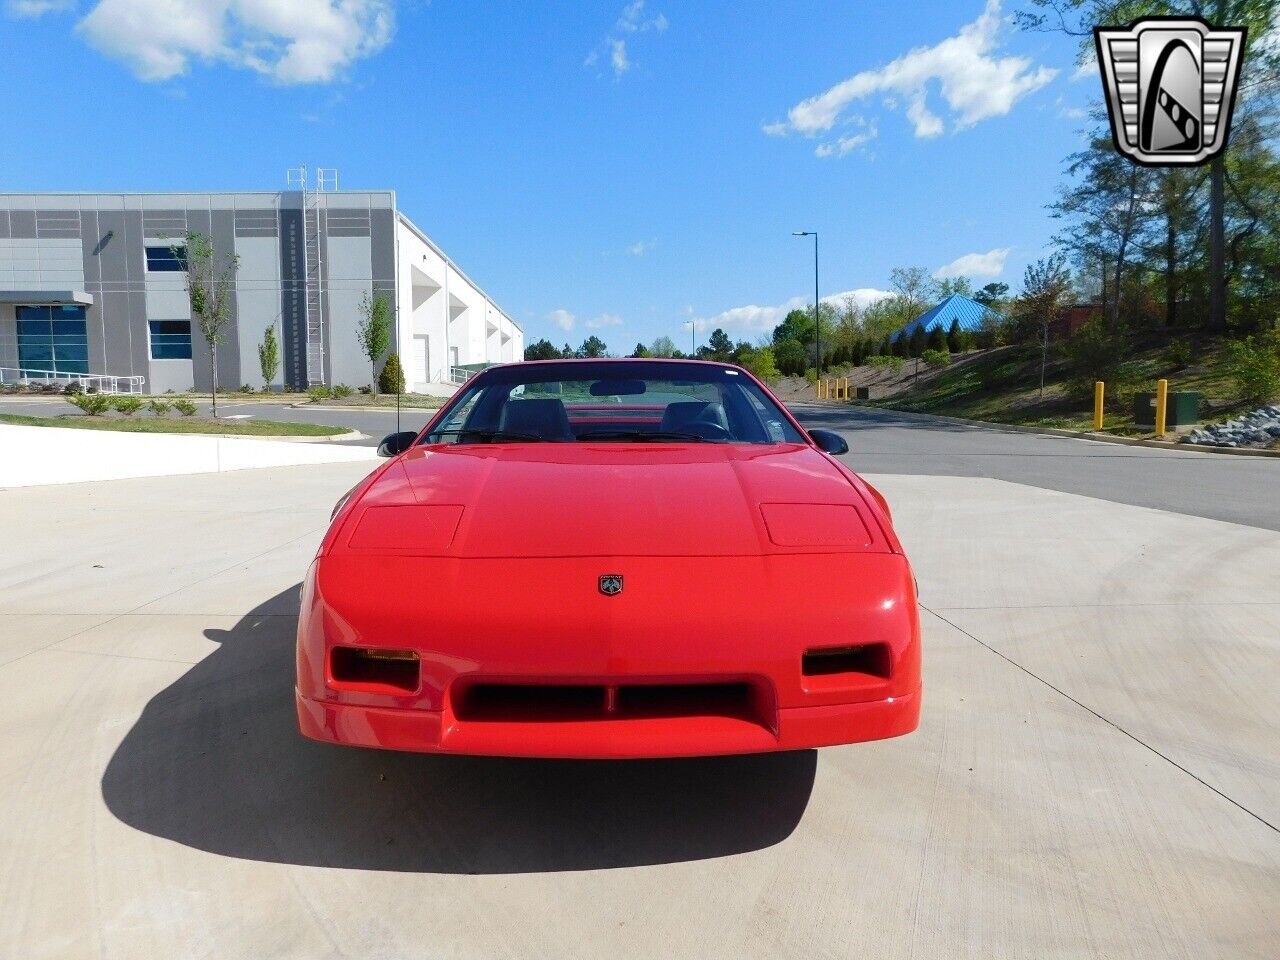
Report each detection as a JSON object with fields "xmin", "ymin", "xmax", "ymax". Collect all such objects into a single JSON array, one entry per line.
[
  {"xmin": 802, "ymin": 643, "xmax": 892, "ymax": 680},
  {"xmin": 330, "ymin": 647, "xmax": 421, "ymax": 693}
]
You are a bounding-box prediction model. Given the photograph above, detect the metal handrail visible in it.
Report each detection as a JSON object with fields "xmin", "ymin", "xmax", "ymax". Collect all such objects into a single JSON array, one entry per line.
[
  {"xmin": 449, "ymin": 366, "xmax": 475, "ymax": 385},
  {"xmin": 0, "ymin": 367, "xmax": 147, "ymax": 395}
]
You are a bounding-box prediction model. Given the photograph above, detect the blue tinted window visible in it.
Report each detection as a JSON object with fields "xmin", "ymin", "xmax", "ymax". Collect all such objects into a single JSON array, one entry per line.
[
  {"xmin": 149, "ymin": 320, "xmax": 192, "ymax": 360},
  {"xmin": 145, "ymin": 245, "xmax": 187, "ymax": 272},
  {"xmin": 16, "ymin": 305, "xmax": 88, "ymax": 375}
]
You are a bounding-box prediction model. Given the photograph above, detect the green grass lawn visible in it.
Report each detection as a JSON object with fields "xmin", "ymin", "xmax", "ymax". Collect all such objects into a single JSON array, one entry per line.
[
  {"xmin": 0, "ymin": 413, "xmax": 349, "ymax": 437},
  {"xmin": 863, "ymin": 337, "xmax": 1254, "ymax": 436}
]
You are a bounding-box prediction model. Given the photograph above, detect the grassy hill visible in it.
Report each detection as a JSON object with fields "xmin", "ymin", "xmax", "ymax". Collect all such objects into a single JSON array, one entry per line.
[{"xmin": 782, "ymin": 335, "xmax": 1263, "ymax": 436}]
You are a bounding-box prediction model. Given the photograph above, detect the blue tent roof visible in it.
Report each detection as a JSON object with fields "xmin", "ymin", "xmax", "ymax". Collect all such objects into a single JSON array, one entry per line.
[{"xmin": 896, "ymin": 293, "xmax": 999, "ymax": 338}]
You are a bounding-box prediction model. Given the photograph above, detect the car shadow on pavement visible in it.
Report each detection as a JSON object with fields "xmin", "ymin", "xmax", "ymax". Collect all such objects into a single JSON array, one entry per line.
[{"xmin": 101, "ymin": 586, "xmax": 817, "ymax": 874}]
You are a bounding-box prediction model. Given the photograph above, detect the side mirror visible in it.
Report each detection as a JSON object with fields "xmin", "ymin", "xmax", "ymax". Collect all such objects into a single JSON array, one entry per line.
[
  {"xmin": 809, "ymin": 428, "xmax": 848, "ymax": 456},
  {"xmin": 377, "ymin": 431, "xmax": 418, "ymax": 458}
]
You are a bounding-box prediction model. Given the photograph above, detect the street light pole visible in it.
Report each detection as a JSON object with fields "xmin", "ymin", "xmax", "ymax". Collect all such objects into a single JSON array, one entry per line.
[
  {"xmin": 793, "ymin": 231, "xmax": 820, "ymax": 375},
  {"xmin": 686, "ymin": 320, "xmax": 696, "ymax": 357}
]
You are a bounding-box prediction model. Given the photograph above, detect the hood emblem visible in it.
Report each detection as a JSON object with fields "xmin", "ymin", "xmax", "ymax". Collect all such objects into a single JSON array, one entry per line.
[{"xmin": 598, "ymin": 574, "xmax": 623, "ymax": 596}]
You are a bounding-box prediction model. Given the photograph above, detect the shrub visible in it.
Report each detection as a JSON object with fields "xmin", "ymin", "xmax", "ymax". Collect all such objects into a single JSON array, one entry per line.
[
  {"xmin": 1063, "ymin": 320, "xmax": 1125, "ymax": 400},
  {"xmin": 923, "ymin": 348, "xmax": 951, "ymax": 369},
  {"xmin": 307, "ymin": 385, "xmax": 333, "ymax": 402},
  {"xmin": 238, "ymin": 383, "xmax": 256, "ymax": 394},
  {"xmin": 926, "ymin": 327, "xmax": 948, "ymax": 354},
  {"xmin": 868, "ymin": 354, "xmax": 906, "ymax": 372},
  {"xmin": 1163, "ymin": 339, "xmax": 1192, "ymax": 370},
  {"xmin": 63, "ymin": 381, "xmax": 83, "ymax": 396},
  {"xmin": 332, "ymin": 383, "xmax": 355, "ymax": 398},
  {"xmin": 379, "ymin": 353, "xmax": 406, "ymax": 394},
  {"xmin": 148, "ymin": 399, "xmax": 171, "ymax": 416},
  {"xmin": 69, "ymin": 393, "xmax": 111, "ymax": 415},
  {"xmin": 173, "ymin": 398, "xmax": 198, "ymax": 416},
  {"xmin": 358, "ymin": 384, "xmax": 373, "ymax": 395},
  {"xmin": 1224, "ymin": 331, "xmax": 1280, "ymax": 404},
  {"xmin": 111, "ymin": 396, "xmax": 145, "ymax": 416}
]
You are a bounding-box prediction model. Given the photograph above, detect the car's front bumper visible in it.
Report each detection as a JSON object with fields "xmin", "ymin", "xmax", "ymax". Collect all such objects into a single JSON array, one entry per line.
[{"xmin": 296, "ymin": 685, "xmax": 920, "ymax": 759}]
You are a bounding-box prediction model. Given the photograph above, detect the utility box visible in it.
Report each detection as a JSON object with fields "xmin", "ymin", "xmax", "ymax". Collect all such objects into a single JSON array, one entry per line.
[
  {"xmin": 856, "ymin": 386, "xmax": 872, "ymax": 400},
  {"xmin": 1133, "ymin": 390, "xmax": 1201, "ymax": 429}
]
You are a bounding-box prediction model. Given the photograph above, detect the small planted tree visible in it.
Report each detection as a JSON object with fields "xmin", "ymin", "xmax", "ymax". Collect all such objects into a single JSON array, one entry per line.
[
  {"xmin": 258, "ymin": 325, "xmax": 280, "ymax": 391},
  {"xmin": 182, "ymin": 231, "xmax": 239, "ymax": 417},
  {"xmin": 379, "ymin": 352, "xmax": 406, "ymax": 394},
  {"xmin": 356, "ymin": 293, "xmax": 393, "ymax": 394}
]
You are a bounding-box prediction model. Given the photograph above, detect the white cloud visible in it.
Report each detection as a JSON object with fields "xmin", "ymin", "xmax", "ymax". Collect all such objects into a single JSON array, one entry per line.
[
  {"xmin": 588, "ymin": 0, "xmax": 666, "ymax": 78},
  {"xmin": 610, "ymin": 39, "xmax": 629, "ymax": 75},
  {"xmin": 626, "ymin": 239, "xmax": 655, "ymax": 256},
  {"xmin": 695, "ymin": 288, "xmax": 894, "ymax": 335},
  {"xmin": 586, "ymin": 313, "xmax": 624, "ymax": 329},
  {"xmin": 74, "ymin": 0, "xmax": 394, "ymax": 84},
  {"xmin": 765, "ymin": 1, "xmax": 1055, "ymax": 153},
  {"xmin": 6, "ymin": 0, "xmax": 75, "ymax": 15},
  {"xmin": 814, "ymin": 122, "xmax": 878, "ymax": 157},
  {"xmin": 934, "ymin": 247, "xmax": 1010, "ymax": 280},
  {"xmin": 548, "ymin": 308, "xmax": 576, "ymax": 332}
]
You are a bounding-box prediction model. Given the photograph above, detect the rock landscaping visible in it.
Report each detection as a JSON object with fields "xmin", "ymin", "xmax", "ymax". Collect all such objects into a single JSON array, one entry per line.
[{"xmin": 1182, "ymin": 405, "xmax": 1280, "ymax": 448}]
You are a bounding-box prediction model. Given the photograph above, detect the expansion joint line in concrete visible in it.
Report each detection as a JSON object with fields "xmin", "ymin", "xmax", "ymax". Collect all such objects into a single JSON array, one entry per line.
[{"xmin": 922, "ymin": 604, "xmax": 1279, "ymax": 837}]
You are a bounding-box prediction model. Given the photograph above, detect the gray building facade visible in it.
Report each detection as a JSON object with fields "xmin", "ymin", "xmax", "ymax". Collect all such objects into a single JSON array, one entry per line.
[{"xmin": 0, "ymin": 191, "xmax": 518, "ymax": 394}]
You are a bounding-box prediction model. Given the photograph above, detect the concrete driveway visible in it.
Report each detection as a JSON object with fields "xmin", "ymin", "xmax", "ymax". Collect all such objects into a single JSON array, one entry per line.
[{"xmin": 0, "ymin": 448, "xmax": 1276, "ymax": 958}]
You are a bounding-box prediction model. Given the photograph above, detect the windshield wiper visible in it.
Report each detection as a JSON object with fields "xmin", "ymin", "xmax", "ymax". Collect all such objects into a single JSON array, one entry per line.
[
  {"xmin": 576, "ymin": 429, "xmax": 714, "ymax": 443},
  {"xmin": 429, "ymin": 429, "xmax": 547, "ymax": 443}
]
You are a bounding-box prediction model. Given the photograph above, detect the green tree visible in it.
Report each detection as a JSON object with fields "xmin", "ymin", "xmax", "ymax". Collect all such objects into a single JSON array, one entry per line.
[
  {"xmin": 181, "ymin": 231, "xmax": 239, "ymax": 418},
  {"xmin": 525, "ymin": 338, "xmax": 562, "ymax": 360},
  {"xmin": 630, "ymin": 342, "xmax": 653, "ymax": 358},
  {"xmin": 356, "ymin": 292, "xmax": 394, "ymax": 394},
  {"xmin": 946, "ymin": 318, "xmax": 963, "ymax": 353},
  {"xmin": 936, "ymin": 276, "xmax": 973, "ymax": 298},
  {"xmin": 1015, "ymin": 254, "xmax": 1073, "ymax": 397},
  {"xmin": 736, "ymin": 345, "xmax": 780, "ymax": 381},
  {"xmin": 772, "ymin": 308, "xmax": 815, "ymax": 347},
  {"xmin": 650, "ymin": 335, "xmax": 677, "ymax": 358},
  {"xmin": 926, "ymin": 326, "xmax": 948, "ymax": 354},
  {"xmin": 908, "ymin": 326, "xmax": 927, "ymax": 358},
  {"xmin": 974, "ymin": 282, "xmax": 1009, "ymax": 309},
  {"xmin": 705, "ymin": 328, "xmax": 734, "ymax": 361},
  {"xmin": 578, "ymin": 335, "xmax": 608, "ymax": 358},
  {"xmin": 774, "ymin": 338, "xmax": 807, "ymax": 376},
  {"xmin": 257, "ymin": 324, "xmax": 280, "ymax": 389}
]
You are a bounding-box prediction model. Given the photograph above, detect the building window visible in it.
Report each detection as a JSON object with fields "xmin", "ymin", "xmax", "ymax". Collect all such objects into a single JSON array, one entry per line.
[
  {"xmin": 16, "ymin": 305, "xmax": 89, "ymax": 376},
  {"xmin": 149, "ymin": 320, "xmax": 193, "ymax": 360},
  {"xmin": 145, "ymin": 244, "xmax": 187, "ymax": 272}
]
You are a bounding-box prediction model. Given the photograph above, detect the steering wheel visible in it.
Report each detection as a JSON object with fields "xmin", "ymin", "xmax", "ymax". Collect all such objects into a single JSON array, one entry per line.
[{"xmin": 686, "ymin": 419, "xmax": 730, "ymax": 440}]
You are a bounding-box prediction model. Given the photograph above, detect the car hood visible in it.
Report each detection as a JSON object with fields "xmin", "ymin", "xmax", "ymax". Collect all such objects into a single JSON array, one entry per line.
[{"xmin": 343, "ymin": 442, "xmax": 891, "ymax": 558}]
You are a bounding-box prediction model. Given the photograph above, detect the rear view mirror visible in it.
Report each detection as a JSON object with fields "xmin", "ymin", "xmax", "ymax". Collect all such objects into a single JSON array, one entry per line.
[
  {"xmin": 809, "ymin": 429, "xmax": 848, "ymax": 455},
  {"xmin": 590, "ymin": 379, "xmax": 646, "ymax": 396},
  {"xmin": 377, "ymin": 431, "xmax": 418, "ymax": 457}
]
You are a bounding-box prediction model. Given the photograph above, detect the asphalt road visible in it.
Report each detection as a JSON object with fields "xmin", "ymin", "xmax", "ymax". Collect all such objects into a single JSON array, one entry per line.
[{"xmin": 3, "ymin": 395, "xmax": 1277, "ymax": 531}]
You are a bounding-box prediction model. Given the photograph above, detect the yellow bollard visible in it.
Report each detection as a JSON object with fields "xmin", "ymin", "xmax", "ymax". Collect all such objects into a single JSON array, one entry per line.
[
  {"xmin": 1093, "ymin": 381, "xmax": 1105, "ymax": 431},
  {"xmin": 842, "ymin": 376, "xmax": 849, "ymax": 399},
  {"xmin": 1155, "ymin": 378, "xmax": 1169, "ymax": 437},
  {"xmin": 816, "ymin": 379, "xmax": 822, "ymax": 399}
]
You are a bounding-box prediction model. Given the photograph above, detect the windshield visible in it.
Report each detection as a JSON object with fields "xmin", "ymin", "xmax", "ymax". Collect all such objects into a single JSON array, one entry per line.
[{"xmin": 422, "ymin": 361, "xmax": 806, "ymax": 445}]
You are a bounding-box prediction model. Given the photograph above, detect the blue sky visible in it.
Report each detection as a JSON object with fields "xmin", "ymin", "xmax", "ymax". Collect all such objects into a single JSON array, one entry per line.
[{"xmin": 0, "ymin": 0, "xmax": 1094, "ymax": 350}]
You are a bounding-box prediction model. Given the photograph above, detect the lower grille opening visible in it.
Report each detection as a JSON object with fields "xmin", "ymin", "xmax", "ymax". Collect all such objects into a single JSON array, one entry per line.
[
  {"xmin": 802, "ymin": 643, "xmax": 892, "ymax": 679},
  {"xmin": 331, "ymin": 647, "xmax": 420, "ymax": 693},
  {"xmin": 455, "ymin": 682, "xmax": 764, "ymax": 725}
]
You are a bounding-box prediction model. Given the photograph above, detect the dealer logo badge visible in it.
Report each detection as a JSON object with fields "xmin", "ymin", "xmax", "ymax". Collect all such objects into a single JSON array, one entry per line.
[
  {"xmin": 1095, "ymin": 17, "xmax": 1245, "ymax": 166},
  {"xmin": 598, "ymin": 574, "xmax": 623, "ymax": 596}
]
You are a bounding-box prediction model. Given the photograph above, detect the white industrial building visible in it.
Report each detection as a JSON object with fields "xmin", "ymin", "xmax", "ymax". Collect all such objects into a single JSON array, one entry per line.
[{"xmin": 0, "ymin": 181, "xmax": 521, "ymax": 396}]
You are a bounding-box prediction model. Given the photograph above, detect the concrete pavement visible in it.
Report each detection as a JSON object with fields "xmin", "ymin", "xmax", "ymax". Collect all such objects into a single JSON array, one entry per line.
[{"xmin": 1, "ymin": 460, "xmax": 1276, "ymax": 959}]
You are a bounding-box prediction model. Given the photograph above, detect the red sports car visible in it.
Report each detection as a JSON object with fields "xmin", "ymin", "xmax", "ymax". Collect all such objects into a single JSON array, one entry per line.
[{"xmin": 296, "ymin": 359, "xmax": 920, "ymax": 758}]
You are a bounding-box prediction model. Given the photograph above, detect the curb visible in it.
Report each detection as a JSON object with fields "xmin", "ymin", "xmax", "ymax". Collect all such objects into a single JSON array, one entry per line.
[
  {"xmin": 795, "ymin": 401, "xmax": 1280, "ymax": 459},
  {"xmin": 210, "ymin": 428, "xmax": 368, "ymax": 444}
]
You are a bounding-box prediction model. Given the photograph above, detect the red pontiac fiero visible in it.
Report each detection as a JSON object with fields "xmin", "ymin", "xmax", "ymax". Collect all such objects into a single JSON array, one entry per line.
[{"xmin": 297, "ymin": 359, "xmax": 920, "ymax": 759}]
